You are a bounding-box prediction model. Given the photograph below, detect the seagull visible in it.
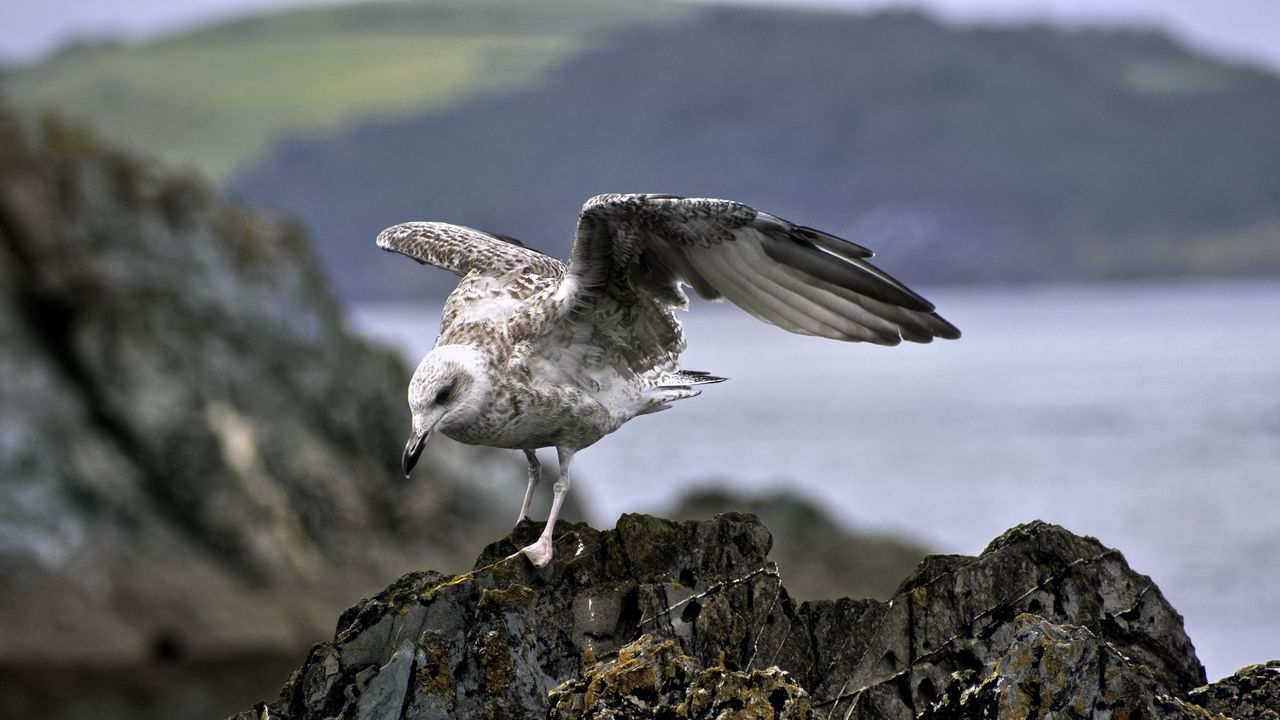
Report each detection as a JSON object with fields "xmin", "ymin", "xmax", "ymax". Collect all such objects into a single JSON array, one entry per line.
[{"xmin": 377, "ymin": 194, "xmax": 959, "ymax": 567}]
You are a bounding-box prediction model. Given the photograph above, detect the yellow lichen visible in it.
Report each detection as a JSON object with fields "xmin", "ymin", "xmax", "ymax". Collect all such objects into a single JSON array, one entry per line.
[
  {"xmin": 489, "ymin": 557, "xmax": 524, "ymax": 583},
  {"xmin": 912, "ymin": 586, "xmax": 929, "ymax": 613},
  {"xmin": 416, "ymin": 648, "xmax": 454, "ymax": 704},
  {"xmin": 421, "ymin": 571, "xmax": 475, "ymax": 600},
  {"xmin": 477, "ymin": 584, "xmax": 538, "ymax": 613},
  {"xmin": 685, "ymin": 666, "xmax": 810, "ymax": 719},
  {"xmin": 618, "ymin": 516, "xmax": 680, "ymax": 569},
  {"xmin": 480, "ymin": 629, "xmax": 516, "ymax": 692}
]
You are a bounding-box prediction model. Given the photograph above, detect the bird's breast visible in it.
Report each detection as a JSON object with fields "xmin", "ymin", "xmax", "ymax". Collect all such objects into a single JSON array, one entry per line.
[{"xmin": 442, "ymin": 378, "xmax": 625, "ymax": 451}]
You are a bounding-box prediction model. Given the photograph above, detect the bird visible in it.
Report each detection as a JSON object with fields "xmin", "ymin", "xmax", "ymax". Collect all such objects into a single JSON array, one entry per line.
[{"xmin": 377, "ymin": 193, "xmax": 959, "ymax": 567}]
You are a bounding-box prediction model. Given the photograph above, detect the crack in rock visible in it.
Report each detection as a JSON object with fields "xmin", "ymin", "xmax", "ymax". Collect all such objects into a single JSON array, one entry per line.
[{"xmin": 230, "ymin": 517, "xmax": 1235, "ymax": 720}]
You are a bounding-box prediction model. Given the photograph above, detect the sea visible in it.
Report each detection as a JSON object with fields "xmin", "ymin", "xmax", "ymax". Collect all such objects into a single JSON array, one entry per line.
[{"xmin": 352, "ymin": 280, "xmax": 1280, "ymax": 682}]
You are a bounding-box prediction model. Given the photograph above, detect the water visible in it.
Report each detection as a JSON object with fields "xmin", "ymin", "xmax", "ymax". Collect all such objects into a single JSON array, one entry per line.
[{"xmin": 353, "ymin": 280, "xmax": 1280, "ymax": 681}]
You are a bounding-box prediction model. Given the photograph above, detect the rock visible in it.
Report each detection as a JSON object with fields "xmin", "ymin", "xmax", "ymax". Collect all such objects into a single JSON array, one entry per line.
[
  {"xmin": 0, "ymin": 108, "xmax": 522, "ymax": 666},
  {"xmin": 804, "ymin": 520, "xmax": 1205, "ymax": 718},
  {"xmin": 548, "ymin": 634, "xmax": 811, "ymax": 719},
  {"xmin": 668, "ymin": 488, "xmax": 931, "ymax": 600},
  {"xmin": 231, "ymin": 515, "xmax": 1251, "ymax": 720},
  {"xmin": 919, "ymin": 614, "xmax": 1214, "ymax": 720},
  {"xmin": 1186, "ymin": 661, "xmax": 1280, "ymax": 720}
]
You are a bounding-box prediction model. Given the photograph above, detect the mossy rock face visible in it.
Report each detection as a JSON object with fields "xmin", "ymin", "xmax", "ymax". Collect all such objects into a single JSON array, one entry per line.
[{"xmin": 230, "ymin": 516, "xmax": 1236, "ymax": 720}]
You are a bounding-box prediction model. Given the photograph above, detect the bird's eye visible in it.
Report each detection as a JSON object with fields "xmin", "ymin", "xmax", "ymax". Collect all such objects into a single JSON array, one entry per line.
[{"xmin": 434, "ymin": 385, "xmax": 454, "ymax": 405}]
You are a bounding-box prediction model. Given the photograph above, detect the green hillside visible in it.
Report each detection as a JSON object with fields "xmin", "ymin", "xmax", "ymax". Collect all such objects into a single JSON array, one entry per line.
[
  {"xmin": 5, "ymin": 0, "xmax": 1278, "ymax": 298},
  {"xmin": 229, "ymin": 6, "xmax": 1280, "ymax": 299},
  {"xmin": 1, "ymin": 0, "xmax": 692, "ymax": 180}
]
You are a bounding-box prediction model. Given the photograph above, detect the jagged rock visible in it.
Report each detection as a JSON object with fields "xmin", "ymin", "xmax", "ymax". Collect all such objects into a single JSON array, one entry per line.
[
  {"xmin": 668, "ymin": 488, "xmax": 930, "ymax": 601},
  {"xmin": 803, "ymin": 521, "xmax": 1205, "ymax": 718},
  {"xmin": 1186, "ymin": 661, "xmax": 1280, "ymax": 720},
  {"xmin": 919, "ymin": 614, "xmax": 1215, "ymax": 720},
  {"xmin": 547, "ymin": 634, "xmax": 811, "ymax": 719},
  {"xmin": 0, "ymin": 108, "xmax": 521, "ymax": 665},
  {"xmin": 233, "ymin": 516, "xmax": 1233, "ymax": 720}
]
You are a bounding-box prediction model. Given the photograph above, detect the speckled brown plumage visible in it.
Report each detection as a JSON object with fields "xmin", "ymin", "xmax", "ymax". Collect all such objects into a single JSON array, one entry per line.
[{"xmin": 376, "ymin": 193, "xmax": 960, "ymax": 566}]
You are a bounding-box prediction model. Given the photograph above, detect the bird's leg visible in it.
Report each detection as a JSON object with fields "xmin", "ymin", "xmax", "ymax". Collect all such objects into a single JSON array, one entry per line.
[
  {"xmin": 517, "ymin": 449, "xmax": 541, "ymax": 524},
  {"xmin": 516, "ymin": 447, "xmax": 574, "ymax": 567}
]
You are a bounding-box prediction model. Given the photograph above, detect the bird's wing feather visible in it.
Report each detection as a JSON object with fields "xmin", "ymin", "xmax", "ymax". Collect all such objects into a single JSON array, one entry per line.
[
  {"xmin": 541, "ymin": 194, "xmax": 959, "ymax": 377},
  {"xmin": 529, "ymin": 190, "xmax": 962, "ymax": 381},
  {"xmin": 376, "ymin": 221, "xmax": 564, "ymax": 278}
]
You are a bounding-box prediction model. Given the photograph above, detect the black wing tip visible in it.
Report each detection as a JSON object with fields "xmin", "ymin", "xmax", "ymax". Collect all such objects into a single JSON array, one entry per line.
[
  {"xmin": 751, "ymin": 212, "xmax": 875, "ymax": 260},
  {"xmin": 935, "ymin": 316, "xmax": 962, "ymax": 340},
  {"xmin": 759, "ymin": 214, "xmax": 964, "ymax": 339},
  {"xmin": 886, "ymin": 281, "xmax": 937, "ymax": 314},
  {"xmin": 860, "ymin": 315, "xmax": 960, "ymax": 345},
  {"xmin": 754, "ymin": 214, "xmax": 939, "ymax": 312},
  {"xmin": 793, "ymin": 224, "xmax": 875, "ymax": 260},
  {"xmin": 905, "ymin": 313, "xmax": 962, "ymax": 343}
]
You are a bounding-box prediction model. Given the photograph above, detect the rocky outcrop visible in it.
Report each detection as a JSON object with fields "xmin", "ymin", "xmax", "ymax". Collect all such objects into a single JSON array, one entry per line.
[
  {"xmin": 920, "ymin": 614, "xmax": 1212, "ymax": 720},
  {"xmin": 548, "ymin": 634, "xmax": 812, "ymax": 718},
  {"xmin": 668, "ymin": 488, "xmax": 930, "ymax": 600},
  {"xmin": 228, "ymin": 515, "xmax": 1270, "ymax": 720},
  {"xmin": 0, "ymin": 109, "xmax": 521, "ymax": 665},
  {"xmin": 1186, "ymin": 661, "xmax": 1280, "ymax": 720}
]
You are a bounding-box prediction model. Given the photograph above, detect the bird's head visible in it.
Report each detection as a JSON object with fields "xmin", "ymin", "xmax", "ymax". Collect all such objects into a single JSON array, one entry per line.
[{"xmin": 401, "ymin": 344, "xmax": 490, "ymax": 477}]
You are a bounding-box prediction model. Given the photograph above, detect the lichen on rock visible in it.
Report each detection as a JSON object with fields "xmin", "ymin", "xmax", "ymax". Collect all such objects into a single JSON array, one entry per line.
[
  {"xmin": 919, "ymin": 614, "xmax": 1218, "ymax": 720},
  {"xmin": 548, "ymin": 634, "xmax": 811, "ymax": 719},
  {"xmin": 229, "ymin": 515, "xmax": 1274, "ymax": 720},
  {"xmin": 1185, "ymin": 660, "xmax": 1280, "ymax": 720}
]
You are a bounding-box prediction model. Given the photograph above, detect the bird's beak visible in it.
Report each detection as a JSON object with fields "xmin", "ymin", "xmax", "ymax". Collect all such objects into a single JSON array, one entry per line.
[{"xmin": 402, "ymin": 431, "xmax": 429, "ymax": 478}]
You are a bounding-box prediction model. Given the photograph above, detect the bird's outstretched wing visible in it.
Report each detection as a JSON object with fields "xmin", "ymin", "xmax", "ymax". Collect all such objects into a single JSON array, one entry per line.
[
  {"xmin": 376, "ymin": 221, "xmax": 564, "ymax": 278},
  {"xmin": 559, "ymin": 193, "xmax": 960, "ymax": 351}
]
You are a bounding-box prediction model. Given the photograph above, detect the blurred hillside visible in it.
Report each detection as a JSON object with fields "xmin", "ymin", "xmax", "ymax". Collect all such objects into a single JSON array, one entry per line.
[
  {"xmin": 0, "ymin": 0, "xmax": 692, "ymax": 181},
  {"xmin": 5, "ymin": 0, "xmax": 1279, "ymax": 301}
]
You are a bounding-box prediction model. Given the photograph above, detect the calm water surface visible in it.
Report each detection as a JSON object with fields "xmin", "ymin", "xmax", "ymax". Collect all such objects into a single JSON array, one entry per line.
[{"xmin": 353, "ymin": 281, "xmax": 1280, "ymax": 681}]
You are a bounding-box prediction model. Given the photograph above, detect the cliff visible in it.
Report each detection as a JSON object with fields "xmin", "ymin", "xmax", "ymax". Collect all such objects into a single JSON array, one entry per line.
[{"xmin": 232, "ymin": 515, "xmax": 1277, "ymax": 719}]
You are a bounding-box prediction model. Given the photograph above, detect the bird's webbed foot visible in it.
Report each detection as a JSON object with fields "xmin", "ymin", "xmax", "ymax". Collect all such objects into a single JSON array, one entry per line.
[
  {"xmin": 508, "ymin": 447, "xmax": 572, "ymax": 568},
  {"xmin": 510, "ymin": 537, "xmax": 554, "ymax": 568}
]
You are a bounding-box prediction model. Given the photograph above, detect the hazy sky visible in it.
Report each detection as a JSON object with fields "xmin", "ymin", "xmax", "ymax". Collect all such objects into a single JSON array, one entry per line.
[{"xmin": 1, "ymin": 0, "xmax": 1278, "ymax": 71}]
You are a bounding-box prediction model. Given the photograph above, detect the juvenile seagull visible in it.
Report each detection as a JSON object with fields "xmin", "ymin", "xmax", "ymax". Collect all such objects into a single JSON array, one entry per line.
[{"xmin": 378, "ymin": 194, "xmax": 959, "ymax": 567}]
